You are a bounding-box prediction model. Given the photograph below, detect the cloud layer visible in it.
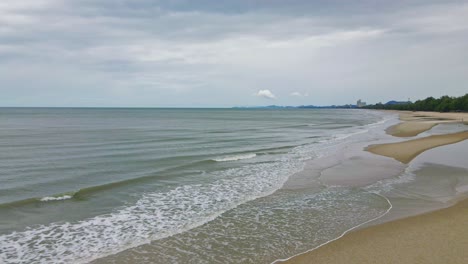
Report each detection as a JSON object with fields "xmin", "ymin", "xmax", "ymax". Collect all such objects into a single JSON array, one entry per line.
[{"xmin": 1, "ymin": 0, "xmax": 467, "ymax": 106}]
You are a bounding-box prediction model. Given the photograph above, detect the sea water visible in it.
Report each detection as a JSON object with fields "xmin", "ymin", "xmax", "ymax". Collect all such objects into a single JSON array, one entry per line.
[{"xmin": 0, "ymin": 108, "xmax": 413, "ymax": 263}]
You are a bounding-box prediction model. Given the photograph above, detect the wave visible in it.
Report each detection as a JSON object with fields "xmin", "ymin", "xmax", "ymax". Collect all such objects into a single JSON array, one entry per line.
[
  {"xmin": 213, "ymin": 153, "xmax": 257, "ymax": 162},
  {"xmin": 0, "ymin": 156, "xmax": 301, "ymax": 263},
  {"xmin": 1, "ymin": 111, "xmax": 392, "ymax": 211},
  {"xmin": 40, "ymin": 195, "xmax": 73, "ymax": 202},
  {"xmin": 1, "ymin": 112, "xmax": 391, "ymax": 210},
  {"xmin": 0, "ymin": 193, "xmax": 77, "ymax": 208}
]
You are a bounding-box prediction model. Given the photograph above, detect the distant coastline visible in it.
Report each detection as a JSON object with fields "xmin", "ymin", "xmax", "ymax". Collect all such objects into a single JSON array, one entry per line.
[
  {"xmin": 364, "ymin": 94, "xmax": 468, "ymax": 112},
  {"xmin": 234, "ymin": 93, "xmax": 468, "ymax": 112},
  {"xmin": 232, "ymin": 105, "xmax": 361, "ymax": 109}
]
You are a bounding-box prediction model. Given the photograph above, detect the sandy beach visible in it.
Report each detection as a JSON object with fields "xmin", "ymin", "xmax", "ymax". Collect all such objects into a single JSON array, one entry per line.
[{"xmin": 281, "ymin": 111, "xmax": 468, "ymax": 264}]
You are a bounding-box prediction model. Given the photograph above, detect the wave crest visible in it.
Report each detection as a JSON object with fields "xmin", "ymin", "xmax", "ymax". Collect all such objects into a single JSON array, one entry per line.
[
  {"xmin": 213, "ymin": 153, "xmax": 256, "ymax": 162},
  {"xmin": 40, "ymin": 195, "xmax": 74, "ymax": 202}
]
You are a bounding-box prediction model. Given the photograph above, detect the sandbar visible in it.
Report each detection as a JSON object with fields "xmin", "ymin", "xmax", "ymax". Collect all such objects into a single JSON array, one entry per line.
[
  {"xmin": 387, "ymin": 111, "xmax": 468, "ymax": 137},
  {"xmin": 366, "ymin": 131, "xmax": 468, "ymax": 164}
]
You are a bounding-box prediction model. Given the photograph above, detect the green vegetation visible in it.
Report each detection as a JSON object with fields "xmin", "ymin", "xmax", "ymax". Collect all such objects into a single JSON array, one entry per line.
[{"xmin": 364, "ymin": 94, "xmax": 468, "ymax": 112}]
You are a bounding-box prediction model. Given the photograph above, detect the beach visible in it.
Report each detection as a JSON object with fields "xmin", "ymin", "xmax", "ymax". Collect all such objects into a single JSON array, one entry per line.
[
  {"xmin": 3, "ymin": 0, "xmax": 468, "ymax": 262},
  {"xmin": 282, "ymin": 110, "xmax": 468, "ymax": 264}
]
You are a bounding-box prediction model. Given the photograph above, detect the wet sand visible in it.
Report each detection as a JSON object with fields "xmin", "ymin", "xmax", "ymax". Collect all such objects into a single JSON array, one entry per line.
[
  {"xmin": 386, "ymin": 122, "xmax": 437, "ymax": 137},
  {"xmin": 281, "ymin": 198, "xmax": 468, "ymax": 264}
]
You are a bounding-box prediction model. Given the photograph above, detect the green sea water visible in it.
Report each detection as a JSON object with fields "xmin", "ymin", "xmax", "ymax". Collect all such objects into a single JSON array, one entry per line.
[{"xmin": 0, "ymin": 108, "xmax": 392, "ymax": 263}]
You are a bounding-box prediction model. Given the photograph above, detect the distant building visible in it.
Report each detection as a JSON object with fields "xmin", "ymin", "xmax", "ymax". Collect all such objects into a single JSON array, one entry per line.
[{"xmin": 357, "ymin": 99, "xmax": 367, "ymax": 108}]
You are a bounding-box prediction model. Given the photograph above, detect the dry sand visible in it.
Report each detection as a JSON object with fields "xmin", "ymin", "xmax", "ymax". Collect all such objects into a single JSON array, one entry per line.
[
  {"xmin": 366, "ymin": 131, "xmax": 468, "ymax": 164},
  {"xmin": 281, "ymin": 198, "xmax": 468, "ymax": 264},
  {"xmin": 386, "ymin": 111, "xmax": 468, "ymax": 137}
]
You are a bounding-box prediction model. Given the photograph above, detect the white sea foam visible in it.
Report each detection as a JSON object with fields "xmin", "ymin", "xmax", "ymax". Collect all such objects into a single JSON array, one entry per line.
[
  {"xmin": 39, "ymin": 195, "xmax": 73, "ymax": 202},
  {"xmin": 333, "ymin": 128, "xmax": 369, "ymax": 140},
  {"xmin": 335, "ymin": 113, "xmax": 396, "ymax": 141},
  {"xmin": 213, "ymin": 153, "xmax": 256, "ymax": 162},
  {"xmin": 127, "ymin": 189, "xmax": 391, "ymax": 264},
  {"xmin": 364, "ymin": 169, "xmax": 417, "ymax": 194},
  {"xmin": 0, "ymin": 155, "xmax": 301, "ymax": 264}
]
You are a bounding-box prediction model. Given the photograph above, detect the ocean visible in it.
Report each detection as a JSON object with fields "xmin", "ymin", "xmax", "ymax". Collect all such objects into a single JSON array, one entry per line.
[{"xmin": 0, "ymin": 108, "xmax": 404, "ymax": 263}]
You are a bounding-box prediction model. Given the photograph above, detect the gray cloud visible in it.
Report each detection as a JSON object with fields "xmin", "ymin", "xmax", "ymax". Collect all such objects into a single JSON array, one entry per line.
[
  {"xmin": 1, "ymin": 0, "xmax": 467, "ymax": 107},
  {"xmin": 291, "ymin": 92, "xmax": 309, "ymax": 97}
]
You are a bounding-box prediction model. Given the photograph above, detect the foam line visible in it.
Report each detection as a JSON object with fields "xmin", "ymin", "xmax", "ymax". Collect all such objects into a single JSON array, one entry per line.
[
  {"xmin": 271, "ymin": 192, "xmax": 393, "ymax": 263},
  {"xmin": 213, "ymin": 153, "xmax": 256, "ymax": 162}
]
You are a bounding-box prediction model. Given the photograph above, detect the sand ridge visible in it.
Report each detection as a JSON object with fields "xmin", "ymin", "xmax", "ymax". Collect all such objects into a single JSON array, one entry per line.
[
  {"xmin": 386, "ymin": 111, "xmax": 468, "ymax": 137},
  {"xmin": 366, "ymin": 131, "xmax": 468, "ymax": 164}
]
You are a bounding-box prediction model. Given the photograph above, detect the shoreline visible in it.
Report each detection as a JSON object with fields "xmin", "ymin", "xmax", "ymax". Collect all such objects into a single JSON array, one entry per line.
[
  {"xmin": 281, "ymin": 196, "xmax": 468, "ymax": 264},
  {"xmin": 279, "ymin": 110, "xmax": 468, "ymax": 264}
]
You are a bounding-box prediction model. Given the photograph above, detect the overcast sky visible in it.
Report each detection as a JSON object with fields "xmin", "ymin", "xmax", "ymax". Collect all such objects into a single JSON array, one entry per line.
[{"xmin": 1, "ymin": 0, "xmax": 467, "ymax": 107}]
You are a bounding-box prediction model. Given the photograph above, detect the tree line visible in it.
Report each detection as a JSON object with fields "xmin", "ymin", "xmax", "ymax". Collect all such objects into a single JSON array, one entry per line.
[{"xmin": 364, "ymin": 94, "xmax": 468, "ymax": 112}]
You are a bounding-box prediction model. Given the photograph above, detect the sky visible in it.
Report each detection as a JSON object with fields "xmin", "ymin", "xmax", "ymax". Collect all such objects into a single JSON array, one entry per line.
[{"xmin": 1, "ymin": 0, "xmax": 467, "ymax": 107}]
